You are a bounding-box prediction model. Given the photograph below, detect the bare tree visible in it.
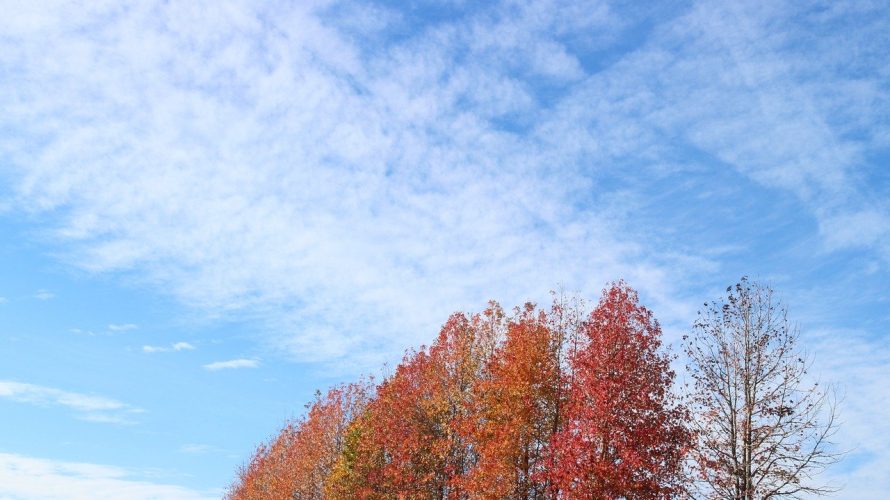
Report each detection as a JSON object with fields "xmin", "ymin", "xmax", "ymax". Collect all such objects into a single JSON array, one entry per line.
[{"xmin": 684, "ymin": 278, "xmax": 841, "ymax": 499}]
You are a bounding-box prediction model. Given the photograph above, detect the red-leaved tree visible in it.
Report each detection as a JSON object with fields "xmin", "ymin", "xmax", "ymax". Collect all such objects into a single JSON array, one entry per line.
[{"xmin": 544, "ymin": 282, "xmax": 691, "ymax": 498}]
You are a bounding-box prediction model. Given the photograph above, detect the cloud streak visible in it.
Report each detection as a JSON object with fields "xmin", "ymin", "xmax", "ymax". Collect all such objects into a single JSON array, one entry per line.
[
  {"xmin": 143, "ymin": 341, "xmax": 195, "ymax": 353},
  {"xmin": 202, "ymin": 359, "xmax": 259, "ymax": 371},
  {"xmin": 108, "ymin": 323, "xmax": 138, "ymax": 332},
  {"xmin": 0, "ymin": 381, "xmax": 143, "ymax": 425},
  {"xmin": 0, "ymin": 453, "xmax": 215, "ymax": 500}
]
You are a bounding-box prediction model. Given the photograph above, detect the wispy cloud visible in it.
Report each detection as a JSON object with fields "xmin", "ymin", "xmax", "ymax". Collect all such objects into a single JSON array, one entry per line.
[
  {"xmin": 630, "ymin": 1, "xmax": 890, "ymax": 258},
  {"xmin": 809, "ymin": 328, "xmax": 890, "ymax": 497},
  {"xmin": 0, "ymin": 0, "xmax": 717, "ymax": 365},
  {"xmin": 0, "ymin": 0, "xmax": 885, "ymax": 361},
  {"xmin": 33, "ymin": 289, "xmax": 54, "ymax": 300},
  {"xmin": 202, "ymin": 359, "xmax": 259, "ymax": 371},
  {"xmin": 0, "ymin": 453, "xmax": 215, "ymax": 500},
  {"xmin": 142, "ymin": 342, "xmax": 195, "ymax": 353},
  {"xmin": 0, "ymin": 381, "xmax": 143, "ymax": 425},
  {"xmin": 108, "ymin": 323, "xmax": 138, "ymax": 332}
]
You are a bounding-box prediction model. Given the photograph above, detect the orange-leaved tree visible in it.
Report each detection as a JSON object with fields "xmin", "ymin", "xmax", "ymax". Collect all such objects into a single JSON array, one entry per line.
[
  {"xmin": 460, "ymin": 303, "xmax": 561, "ymax": 498},
  {"xmin": 226, "ymin": 421, "xmax": 297, "ymax": 499},
  {"xmin": 326, "ymin": 308, "xmax": 504, "ymax": 498},
  {"xmin": 226, "ymin": 380, "xmax": 371, "ymax": 499}
]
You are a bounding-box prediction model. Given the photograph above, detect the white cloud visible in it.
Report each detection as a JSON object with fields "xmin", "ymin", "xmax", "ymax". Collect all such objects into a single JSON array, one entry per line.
[
  {"xmin": 33, "ymin": 290, "xmax": 54, "ymax": 300},
  {"xmin": 633, "ymin": 1, "xmax": 890, "ymax": 256},
  {"xmin": 0, "ymin": 0, "xmax": 710, "ymax": 366},
  {"xmin": 108, "ymin": 323, "xmax": 138, "ymax": 332},
  {"xmin": 0, "ymin": 381, "xmax": 143, "ymax": 425},
  {"xmin": 142, "ymin": 341, "xmax": 195, "ymax": 353},
  {"xmin": 202, "ymin": 359, "xmax": 259, "ymax": 371},
  {"xmin": 0, "ymin": 296, "xmax": 7, "ymax": 304},
  {"xmin": 0, "ymin": 3, "xmax": 884, "ymax": 361},
  {"xmin": 819, "ymin": 210, "xmax": 890, "ymax": 251},
  {"xmin": 809, "ymin": 328, "xmax": 890, "ymax": 497},
  {"xmin": 0, "ymin": 453, "xmax": 215, "ymax": 500},
  {"xmin": 173, "ymin": 341, "xmax": 195, "ymax": 351}
]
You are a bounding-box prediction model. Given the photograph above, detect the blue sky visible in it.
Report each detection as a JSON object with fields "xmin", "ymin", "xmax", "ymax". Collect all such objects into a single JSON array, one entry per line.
[{"xmin": 1, "ymin": 0, "xmax": 888, "ymax": 497}]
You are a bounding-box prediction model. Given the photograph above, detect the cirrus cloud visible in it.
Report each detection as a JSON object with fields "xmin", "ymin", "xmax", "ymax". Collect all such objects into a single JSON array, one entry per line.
[
  {"xmin": 0, "ymin": 452, "xmax": 216, "ymax": 500},
  {"xmin": 0, "ymin": 380, "xmax": 143, "ymax": 425},
  {"xmin": 202, "ymin": 359, "xmax": 259, "ymax": 371}
]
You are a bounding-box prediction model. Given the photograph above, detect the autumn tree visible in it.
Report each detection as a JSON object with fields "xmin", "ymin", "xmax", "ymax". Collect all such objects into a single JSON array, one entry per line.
[
  {"xmin": 684, "ymin": 278, "xmax": 840, "ymax": 499},
  {"xmin": 324, "ymin": 404, "xmax": 386, "ymax": 498},
  {"xmin": 226, "ymin": 422, "xmax": 298, "ymax": 499},
  {"xmin": 326, "ymin": 307, "xmax": 505, "ymax": 498},
  {"xmin": 545, "ymin": 282, "xmax": 692, "ymax": 498},
  {"xmin": 226, "ymin": 381, "xmax": 371, "ymax": 500},
  {"xmin": 460, "ymin": 303, "xmax": 561, "ymax": 498}
]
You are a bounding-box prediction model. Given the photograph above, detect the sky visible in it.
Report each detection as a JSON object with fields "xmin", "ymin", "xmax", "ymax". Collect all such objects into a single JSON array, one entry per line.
[{"xmin": 0, "ymin": 0, "xmax": 888, "ymax": 497}]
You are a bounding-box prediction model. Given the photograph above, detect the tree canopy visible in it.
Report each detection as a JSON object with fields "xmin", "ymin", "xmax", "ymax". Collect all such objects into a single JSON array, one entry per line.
[{"xmin": 226, "ymin": 280, "xmax": 838, "ymax": 500}]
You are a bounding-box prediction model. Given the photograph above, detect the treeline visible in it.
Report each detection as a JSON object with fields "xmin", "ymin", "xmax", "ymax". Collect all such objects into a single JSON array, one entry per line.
[{"xmin": 226, "ymin": 279, "xmax": 839, "ymax": 499}]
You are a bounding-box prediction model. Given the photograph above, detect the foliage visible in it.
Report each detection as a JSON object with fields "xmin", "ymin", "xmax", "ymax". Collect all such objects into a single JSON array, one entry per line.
[
  {"xmin": 460, "ymin": 304, "xmax": 561, "ymax": 498},
  {"xmin": 545, "ymin": 282, "xmax": 691, "ymax": 498},
  {"xmin": 225, "ymin": 381, "xmax": 371, "ymax": 500},
  {"xmin": 227, "ymin": 280, "xmax": 837, "ymax": 499}
]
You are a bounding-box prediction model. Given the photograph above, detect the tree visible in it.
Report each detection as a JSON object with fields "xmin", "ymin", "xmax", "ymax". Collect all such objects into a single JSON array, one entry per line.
[
  {"xmin": 545, "ymin": 282, "xmax": 691, "ymax": 498},
  {"xmin": 326, "ymin": 308, "xmax": 504, "ymax": 498},
  {"xmin": 460, "ymin": 303, "xmax": 561, "ymax": 498},
  {"xmin": 226, "ymin": 422, "xmax": 299, "ymax": 500},
  {"xmin": 226, "ymin": 381, "xmax": 371, "ymax": 500},
  {"xmin": 324, "ymin": 406, "xmax": 387, "ymax": 499},
  {"xmin": 289, "ymin": 382, "xmax": 372, "ymax": 499},
  {"xmin": 684, "ymin": 278, "xmax": 840, "ymax": 499},
  {"xmin": 343, "ymin": 347, "xmax": 441, "ymax": 497}
]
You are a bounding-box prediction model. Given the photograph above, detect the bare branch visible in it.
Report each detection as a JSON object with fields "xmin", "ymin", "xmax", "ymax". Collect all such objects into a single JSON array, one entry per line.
[{"xmin": 685, "ymin": 278, "xmax": 842, "ymax": 499}]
